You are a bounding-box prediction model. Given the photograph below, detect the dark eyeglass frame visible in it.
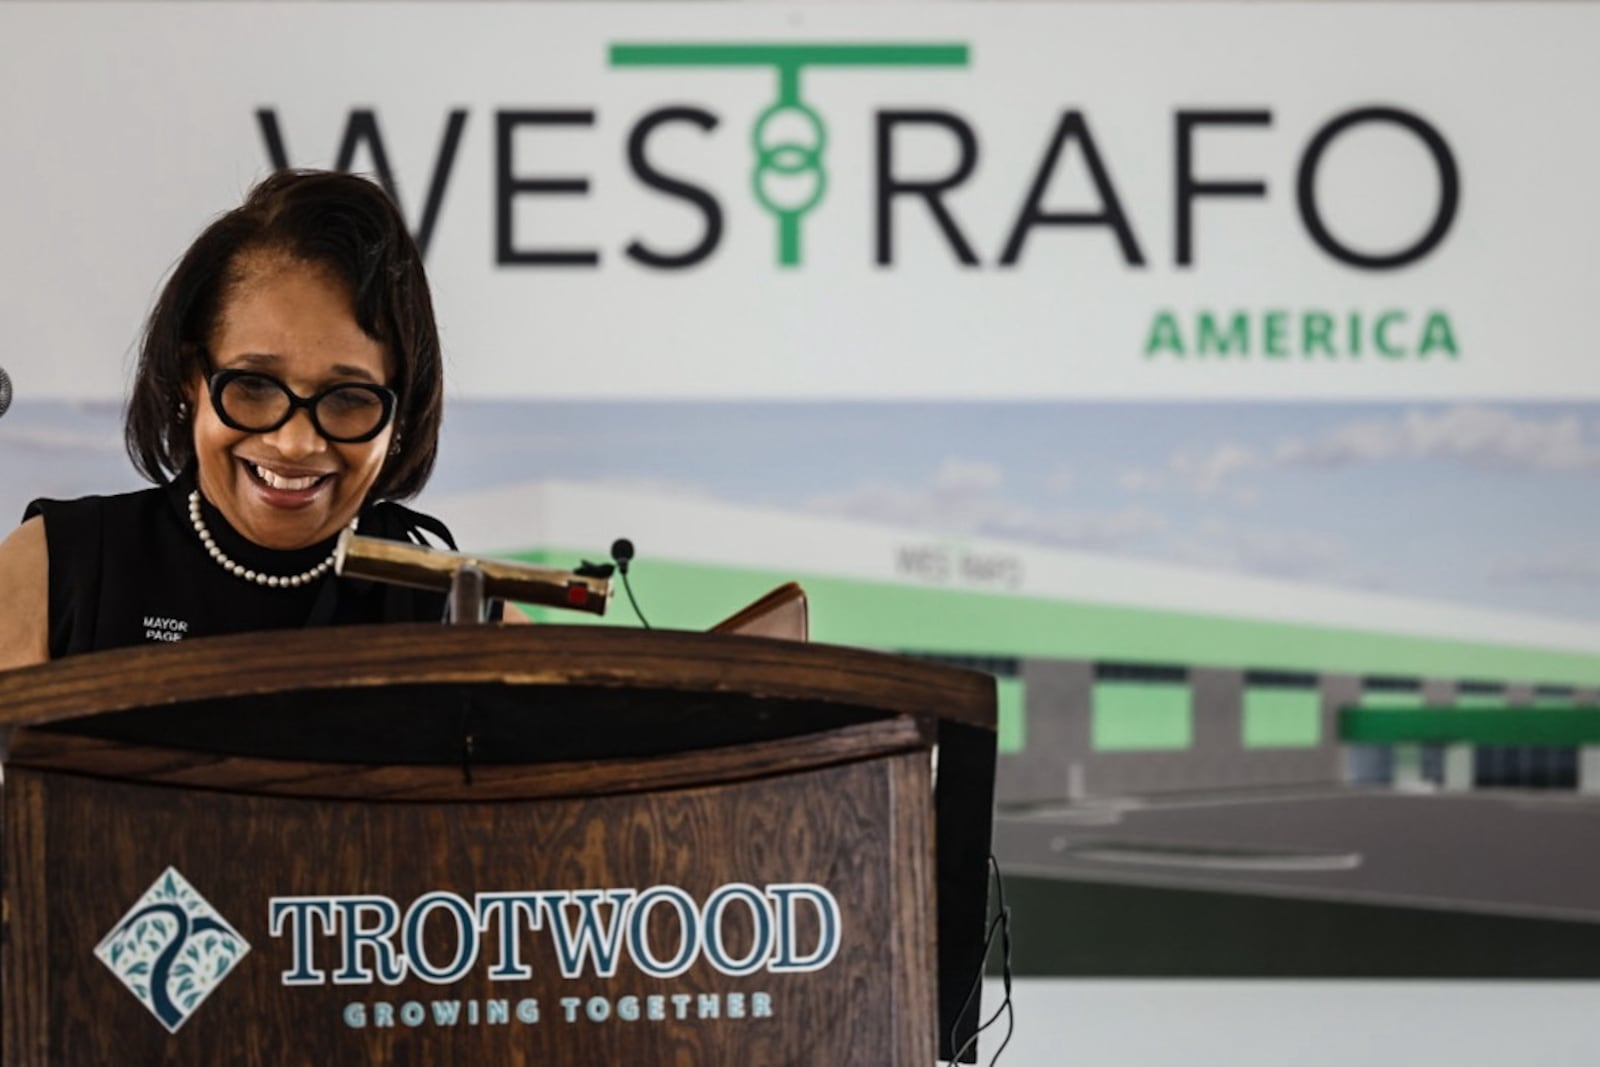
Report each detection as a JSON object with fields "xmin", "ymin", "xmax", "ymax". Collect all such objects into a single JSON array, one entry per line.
[{"xmin": 206, "ymin": 369, "xmax": 398, "ymax": 444}]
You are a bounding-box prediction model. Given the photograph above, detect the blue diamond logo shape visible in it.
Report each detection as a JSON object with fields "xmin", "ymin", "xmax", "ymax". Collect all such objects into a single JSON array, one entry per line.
[{"xmin": 95, "ymin": 867, "xmax": 250, "ymax": 1033}]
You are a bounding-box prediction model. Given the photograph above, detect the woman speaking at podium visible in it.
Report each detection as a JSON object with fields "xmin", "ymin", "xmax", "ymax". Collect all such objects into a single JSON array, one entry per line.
[{"xmin": 0, "ymin": 170, "xmax": 468, "ymax": 670}]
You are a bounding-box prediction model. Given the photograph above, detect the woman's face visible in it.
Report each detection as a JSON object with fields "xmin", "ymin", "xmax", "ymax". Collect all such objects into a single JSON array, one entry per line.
[{"xmin": 192, "ymin": 253, "xmax": 395, "ymax": 551}]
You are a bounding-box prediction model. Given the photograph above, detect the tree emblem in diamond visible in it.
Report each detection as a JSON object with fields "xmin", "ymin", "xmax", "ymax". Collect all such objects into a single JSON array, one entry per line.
[{"xmin": 95, "ymin": 867, "xmax": 250, "ymax": 1033}]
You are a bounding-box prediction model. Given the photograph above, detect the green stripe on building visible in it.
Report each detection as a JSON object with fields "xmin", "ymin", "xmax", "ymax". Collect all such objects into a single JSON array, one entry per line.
[{"xmin": 510, "ymin": 549, "xmax": 1600, "ymax": 687}]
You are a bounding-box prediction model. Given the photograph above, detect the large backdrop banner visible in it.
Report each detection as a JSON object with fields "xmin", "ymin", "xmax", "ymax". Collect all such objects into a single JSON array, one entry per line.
[
  {"xmin": 6, "ymin": 5, "xmax": 1600, "ymax": 1066},
  {"xmin": 1, "ymin": 2, "xmax": 1597, "ymax": 400}
]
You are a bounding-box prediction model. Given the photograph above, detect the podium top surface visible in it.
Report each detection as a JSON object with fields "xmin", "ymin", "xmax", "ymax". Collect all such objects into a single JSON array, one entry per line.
[{"xmin": 0, "ymin": 624, "xmax": 995, "ymax": 734}]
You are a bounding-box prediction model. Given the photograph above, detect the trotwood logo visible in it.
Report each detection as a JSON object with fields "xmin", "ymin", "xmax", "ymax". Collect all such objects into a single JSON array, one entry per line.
[{"xmin": 95, "ymin": 868, "xmax": 251, "ymax": 1033}]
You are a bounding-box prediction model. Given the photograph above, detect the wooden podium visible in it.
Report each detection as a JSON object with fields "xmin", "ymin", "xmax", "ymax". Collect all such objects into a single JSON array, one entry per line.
[{"xmin": 0, "ymin": 626, "xmax": 996, "ymax": 1065}]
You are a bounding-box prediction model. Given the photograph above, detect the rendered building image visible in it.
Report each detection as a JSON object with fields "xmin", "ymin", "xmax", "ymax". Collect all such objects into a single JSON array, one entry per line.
[{"xmin": 443, "ymin": 479, "xmax": 1600, "ymax": 981}]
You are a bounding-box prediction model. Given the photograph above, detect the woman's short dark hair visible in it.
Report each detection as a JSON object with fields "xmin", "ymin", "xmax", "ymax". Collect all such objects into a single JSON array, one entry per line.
[{"xmin": 125, "ymin": 169, "xmax": 443, "ymax": 500}]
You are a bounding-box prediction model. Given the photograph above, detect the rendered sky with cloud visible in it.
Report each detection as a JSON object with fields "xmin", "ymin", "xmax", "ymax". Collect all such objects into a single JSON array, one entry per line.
[{"xmin": 5, "ymin": 401, "xmax": 1600, "ymax": 624}]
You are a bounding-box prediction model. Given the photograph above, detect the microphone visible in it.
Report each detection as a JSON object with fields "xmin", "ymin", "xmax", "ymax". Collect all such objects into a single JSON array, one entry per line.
[
  {"xmin": 0, "ymin": 364, "xmax": 12, "ymax": 420},
  {"xmin": 610, "ymin": 537, "xmax": 651, "ymax": 629}
]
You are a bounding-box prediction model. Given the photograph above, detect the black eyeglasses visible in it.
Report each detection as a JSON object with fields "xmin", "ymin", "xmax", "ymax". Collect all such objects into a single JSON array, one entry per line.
[{"xmin": 207, "ymin": 370, "xmax": 397, "ymax": 444}]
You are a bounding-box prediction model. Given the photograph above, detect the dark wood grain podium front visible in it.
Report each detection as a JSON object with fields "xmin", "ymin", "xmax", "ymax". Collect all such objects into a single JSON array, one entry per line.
[{"xmin": 0, "ymin": 626, "xmax": 995, "ymax": 1065}]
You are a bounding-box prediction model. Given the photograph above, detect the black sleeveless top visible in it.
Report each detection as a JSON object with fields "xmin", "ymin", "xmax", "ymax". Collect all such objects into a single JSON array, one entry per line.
[{"xmin": 24, "ymin": 472, "xmax": 456, "ymax": 660}]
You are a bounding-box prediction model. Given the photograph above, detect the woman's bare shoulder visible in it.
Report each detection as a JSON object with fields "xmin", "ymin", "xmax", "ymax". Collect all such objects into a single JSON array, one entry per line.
[{"xmin": 0, "ymin": 516, "xmax": 49, "ymax": 670}]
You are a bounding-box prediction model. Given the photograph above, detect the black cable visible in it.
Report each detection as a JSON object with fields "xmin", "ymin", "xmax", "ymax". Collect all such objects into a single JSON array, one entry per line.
[
  {"xmin": 948, "ymin": 920, "xmax": 1008, "ymax": 1064},
  {"xmin": 985, "ymin": 854, "xmax": 1015, "ymax": 1067},
  {"xmin": 946, "ymin": 854, "xmax": 1015, "ymax": 1066},
  {"xmin": 948, "ymin": 913, "xmax": 1000, "ymax": 1060},
  {"xmin": 617, "ymin": 566, "xmax": 651, "ymax": 630}
]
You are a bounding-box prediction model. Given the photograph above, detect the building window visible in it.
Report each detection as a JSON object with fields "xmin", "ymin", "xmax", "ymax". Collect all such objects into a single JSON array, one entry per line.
[
  {"xmin": 1241, "ymin": 671, "xmax": 1320, "ymax": 749},
  {"xmin": 1474, "ymin": 746, "xmax": 1579, "ymax": 789},
  {"xmin": 1092, "ymin": 663, "xmax": 1191, "ymax": 752},
  {"xmin": 1360, "ymin": 675, "xmax": 1425, "ymax": 709},
  {"xmin": 996, "ymin": 676, "xmax": 1026, "ymax": 755}
]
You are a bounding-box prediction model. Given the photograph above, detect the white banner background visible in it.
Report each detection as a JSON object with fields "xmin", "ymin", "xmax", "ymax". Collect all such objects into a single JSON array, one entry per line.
[{"xmin": 1, "ymin": 2, "xmax": 1596, "ymax": 400}]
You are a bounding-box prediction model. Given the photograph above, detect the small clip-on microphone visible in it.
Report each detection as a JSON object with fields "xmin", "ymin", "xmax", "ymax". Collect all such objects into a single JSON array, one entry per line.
[{"xmin": 608, "ymin": 538, "xmax": 650, "ymax": 629}]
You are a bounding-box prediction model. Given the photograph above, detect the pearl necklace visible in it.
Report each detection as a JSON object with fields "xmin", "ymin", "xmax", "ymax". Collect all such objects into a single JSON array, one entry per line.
[{"xmin": 187, "ymin": 490, "xmax": 355, "ymax": 589}]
